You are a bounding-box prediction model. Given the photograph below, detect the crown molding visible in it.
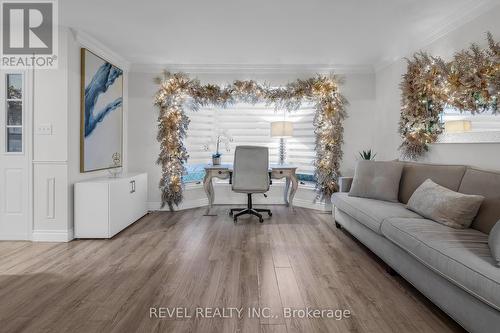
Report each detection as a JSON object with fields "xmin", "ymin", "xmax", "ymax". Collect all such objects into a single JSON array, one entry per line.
[
  {"xmin": 374, "ymin": 0, "xmax": 499, "ymax": 72},
  {"xmin": 129, "ymin": 63, "xmax": 374, "ymax": 75},
  {"xmin": 70, "ymin": 28, "xmax": 131, "ymax": 71}
]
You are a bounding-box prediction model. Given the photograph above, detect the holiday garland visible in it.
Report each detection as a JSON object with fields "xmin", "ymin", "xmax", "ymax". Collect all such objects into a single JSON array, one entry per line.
[
  {"xmin": 400, "ymin": 32, "xmax": 499, "ymax": 159},
  {"xmin": 154, "ymin": 72, "xmax": 348, "ymax": 210}
]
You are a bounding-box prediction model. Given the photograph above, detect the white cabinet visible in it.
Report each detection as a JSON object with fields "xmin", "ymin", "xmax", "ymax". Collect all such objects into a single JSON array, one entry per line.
[{"xmin": 74, "ymin": 173, "xmax": 148, "ymax": 238}]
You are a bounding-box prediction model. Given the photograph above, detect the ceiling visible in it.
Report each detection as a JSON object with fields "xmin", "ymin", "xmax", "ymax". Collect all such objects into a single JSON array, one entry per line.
[{"xmin": 60, "ymin": 0, "xmax": 496, "ymax": 69}]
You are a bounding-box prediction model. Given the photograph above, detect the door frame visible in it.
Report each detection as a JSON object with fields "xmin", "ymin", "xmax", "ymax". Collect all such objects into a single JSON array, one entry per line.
[{"xmin": 0, "ymin": 68, "xmax": 33, "ymax": 240}]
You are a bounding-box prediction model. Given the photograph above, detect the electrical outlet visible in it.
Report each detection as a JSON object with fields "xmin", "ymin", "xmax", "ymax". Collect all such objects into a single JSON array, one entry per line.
[{"xmin": 37, "ymin": 123, "xmax": 52, "ymax": 135}]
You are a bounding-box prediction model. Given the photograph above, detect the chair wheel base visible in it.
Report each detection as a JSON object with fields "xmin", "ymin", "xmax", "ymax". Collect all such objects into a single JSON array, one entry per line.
[
  {"xmin": 230, "ymin": 207, "xmax": 271, "ymax": 224},
  {"xmin": 230, "ymin": 194, "xmax": 272, "ymax": 224}
]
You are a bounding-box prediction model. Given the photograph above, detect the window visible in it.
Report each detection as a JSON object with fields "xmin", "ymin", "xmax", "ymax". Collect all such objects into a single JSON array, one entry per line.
[
  {"xmin": 438, "ymin": 106, "xmax": 500, "ymax": 143},
  {"xmin": 184, "ymin": 103, "xmax": 316, "ymax": 182},
  {"xmin": 5, "ymin": 74, "xmax": 23, "ymax": 153}
]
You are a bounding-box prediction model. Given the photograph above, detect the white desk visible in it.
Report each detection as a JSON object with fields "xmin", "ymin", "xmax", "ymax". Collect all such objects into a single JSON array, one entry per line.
[{"xmin": 203, "ymin": 164, "xmax": 298, "ymax": 215}]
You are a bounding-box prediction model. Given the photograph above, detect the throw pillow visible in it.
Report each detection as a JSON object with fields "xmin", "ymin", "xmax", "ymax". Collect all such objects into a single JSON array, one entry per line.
[
  {"xmin": 489, "ymin": 221, "xmax": 500, "ymax": 266},
  {"xmin": 407, "ymin": 179, "xmax": 484, "ymax": 229},
  {"xmin": 348, "ymin": 160, "xmax": 404, "ymax": 202}
]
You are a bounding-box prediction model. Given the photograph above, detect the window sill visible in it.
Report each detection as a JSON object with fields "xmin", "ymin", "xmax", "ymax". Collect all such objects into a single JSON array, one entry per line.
[{"xmin": 436, "ymin": 131, "xmax": 500, "ymax": 144}]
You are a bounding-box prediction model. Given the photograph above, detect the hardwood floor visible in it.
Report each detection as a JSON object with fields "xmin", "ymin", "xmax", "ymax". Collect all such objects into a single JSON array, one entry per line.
[{"xmin": 0, "ymin": 206, "xmax": 464, "ymax": 333}]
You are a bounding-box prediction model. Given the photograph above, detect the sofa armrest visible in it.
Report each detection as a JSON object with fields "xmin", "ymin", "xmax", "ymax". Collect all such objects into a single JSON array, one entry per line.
[{"xmin": 339, "ymin": 176, "xmax": 353, "ymax": 193}]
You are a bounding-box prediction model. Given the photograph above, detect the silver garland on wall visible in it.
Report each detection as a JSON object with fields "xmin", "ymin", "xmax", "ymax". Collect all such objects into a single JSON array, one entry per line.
[
  {"xmin": 154, "ymin": 71, "xmax": 348, "ymax": 210},
  {"xmin": 399, "ymin": 32, "xmax": 499, "ymax": 159}
]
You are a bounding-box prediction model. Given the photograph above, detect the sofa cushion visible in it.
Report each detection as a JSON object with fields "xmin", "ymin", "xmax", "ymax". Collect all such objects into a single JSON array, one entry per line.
[
  {"xmin": 331, "ymin": 192, "xmax": 423, "ymax": 234},
  {"xmin": 459, "ymin": 167, "xmax": 500, "ymax": 234},
  {"xmin": 349, "ymin": 160, "xmax": 404, "ymax": 202},
  {"xmin": 407, "ymin": 179, "xmax": 484, "ymax": 229},
  {"xmin": 381, "ymin": 218, "xmax": 500, "ymax": 311},
  {"xmin": 398, "ymin": 162, "xmax": 466, "ymax": 204}
]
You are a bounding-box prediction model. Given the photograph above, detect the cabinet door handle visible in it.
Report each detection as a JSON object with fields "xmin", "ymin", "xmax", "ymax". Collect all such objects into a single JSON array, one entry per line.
[{"xmin": 130, "ymin": 180, "xmax": 136, "ymax": 193}]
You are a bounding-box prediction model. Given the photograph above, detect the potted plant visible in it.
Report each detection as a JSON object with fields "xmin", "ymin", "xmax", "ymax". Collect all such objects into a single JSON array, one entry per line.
[
  {"xmin": 212, "ymin": 152, "xmax": 221, "ymax": 165},
  {"xmin": 202, "ymin": 130, "xmax": 233, "ymax": 165},
  {"xmin": 359, "ymin": 149, "xmax": 376, "ymax": 160}
]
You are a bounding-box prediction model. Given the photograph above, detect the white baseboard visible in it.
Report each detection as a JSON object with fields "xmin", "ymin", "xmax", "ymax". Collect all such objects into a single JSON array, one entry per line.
[
  {"xmin": 148, "ymin": 198, "xmax": 330, "ymax": 212},
  {"xmin": 293, "ymin": 198, "xmax": 331, "ymax": 211},
  {"xmin": 32, "ymin": 229, "xmax": 74, "ymax": 242},
  {"xmin": 148, "ymin": 183, "xmax": 331, "ymax": 212},
  {"xmin": 148, "ymin": 198, "xmax": 209, "ymax": 211}
]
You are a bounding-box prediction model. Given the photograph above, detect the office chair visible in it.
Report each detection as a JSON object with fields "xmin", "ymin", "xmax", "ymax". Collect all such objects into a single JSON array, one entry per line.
[{"xmin": 229, "ymin": 146, "xmax": 272, "ymax": 223}]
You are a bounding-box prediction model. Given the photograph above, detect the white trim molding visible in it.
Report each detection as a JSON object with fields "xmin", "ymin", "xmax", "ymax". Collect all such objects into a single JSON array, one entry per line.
[
  {"xmin": 148, "ymin": 199, "xmax": 329, "ymax": 213},
  {"xmin": 294, "ymin": 198, "xmax": 330, "ymax": 211},
  {"xmin": 148, "ymin": 183, "xmax": 331, "ymax": 213},
  {"xmin": 374, "ymin": 0, "xmax": 499, "ymax": 71},
  {"xmin": 70, "ymin": 29, "xmax": 131, "ymax": 71},
  {"xmin": 32, "ymin": 229, "xmax": 74, "ymax": 242},
  {"xmin": 130, "ymin": 63, "xmax": 374, "ymax": 75},
  {"xmin": 415, "ymin": 0, "xmax": 498, "ymax": 52},
  {"xmin": 32, "ymin": 160, "xmax": 68, "ymax": 165},
  {"xmin": 148, "ymin": 198, "xmax": 209, "ymax": 212}
]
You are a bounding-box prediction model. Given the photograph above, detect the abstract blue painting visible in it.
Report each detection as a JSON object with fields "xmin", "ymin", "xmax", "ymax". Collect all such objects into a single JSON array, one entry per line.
[{"xmin": 81, "ymin": 48, "xmax": 123, "ymax": 172}]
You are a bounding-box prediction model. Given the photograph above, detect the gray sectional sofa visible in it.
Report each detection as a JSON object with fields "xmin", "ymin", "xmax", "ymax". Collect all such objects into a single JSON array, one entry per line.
[{"xmin": 331, "ymin": 162, "xmax": 500, "ymax": 333}]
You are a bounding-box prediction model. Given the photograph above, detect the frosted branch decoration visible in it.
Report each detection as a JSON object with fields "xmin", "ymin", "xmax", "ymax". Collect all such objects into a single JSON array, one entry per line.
[
  {"xmin": 400, "ymin": 32, "xmax": 499, "ymax": 159},
  {"xmin": 154, "ymin": 72, "xmax": 348, "ymax": 210}
]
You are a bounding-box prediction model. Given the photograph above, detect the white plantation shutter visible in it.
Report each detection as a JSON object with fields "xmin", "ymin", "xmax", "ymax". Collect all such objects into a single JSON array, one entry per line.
[
  {"xmin": 185, "ymin": 103, "xmax": 316, "ymax": 176},
  {"xmin": 286, "ymin": 106, "xmax": 316, "ymax": 175},
  {"xmin": 184, "ymin": 108, "xmax": 215, "ymax": 164}
]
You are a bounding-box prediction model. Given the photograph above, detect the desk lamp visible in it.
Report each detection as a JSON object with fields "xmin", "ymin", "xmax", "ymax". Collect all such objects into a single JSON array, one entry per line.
[{"xmin": 270, "ymin": 121, "xmax": 293, "ymax": 165}]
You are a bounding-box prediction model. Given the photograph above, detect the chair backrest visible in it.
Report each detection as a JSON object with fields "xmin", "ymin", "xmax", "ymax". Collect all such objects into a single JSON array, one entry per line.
[{"xmin": 232, "ymin": 146, "xmax": 270, "ymax": 192}]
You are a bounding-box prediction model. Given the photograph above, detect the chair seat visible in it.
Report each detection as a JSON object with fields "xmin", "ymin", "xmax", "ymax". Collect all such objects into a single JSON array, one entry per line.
[
  {"xmin": 331, "ymin": 192, "xmax": 423, "ymax": 234},
  {"xmin": 381, "ymin": 218, "xmax": 500, "ymax": 311}
]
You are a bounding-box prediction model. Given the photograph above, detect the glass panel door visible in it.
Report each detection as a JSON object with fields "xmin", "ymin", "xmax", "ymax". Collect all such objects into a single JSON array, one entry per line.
[{"xmin": 5, "ymin": 74, "xmax": 23, "ymax": 152}]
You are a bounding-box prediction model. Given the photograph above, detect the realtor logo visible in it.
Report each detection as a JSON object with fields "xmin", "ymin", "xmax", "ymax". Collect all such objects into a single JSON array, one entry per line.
[{"xmin": 1, "ymin": 0, "xmax": 58, "ymax": 68}]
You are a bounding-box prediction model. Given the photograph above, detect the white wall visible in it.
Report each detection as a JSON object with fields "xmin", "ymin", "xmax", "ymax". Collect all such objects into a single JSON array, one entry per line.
[
  {"xmin": 66, "ymin": 30, "xmax": 130, "ymax": 237},
  {"xmin": 32, "ymin": 27, "xmax": 129, "ymax": 241},
  {"xmin": 374, "ymin": 5, "xmax": 500, "ymax": 171},
  {"xmin": 32, "ymin": 27, "xmax": 71, "ymax": 241},
  {"xmin": 128, "ymin": 69, "xmax": 375, "ymax": 208}
]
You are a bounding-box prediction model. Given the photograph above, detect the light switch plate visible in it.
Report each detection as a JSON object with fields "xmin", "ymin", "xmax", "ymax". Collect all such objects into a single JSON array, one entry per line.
[{"xmin": 37, "ymin": 123, "xmax": 52, "ymax": 135}]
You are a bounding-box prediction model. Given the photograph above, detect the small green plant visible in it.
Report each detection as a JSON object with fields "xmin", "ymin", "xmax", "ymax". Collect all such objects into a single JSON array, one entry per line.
[{"xmin": 359, "ymin": 149, "xmax": 376, "ymax": 160}]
